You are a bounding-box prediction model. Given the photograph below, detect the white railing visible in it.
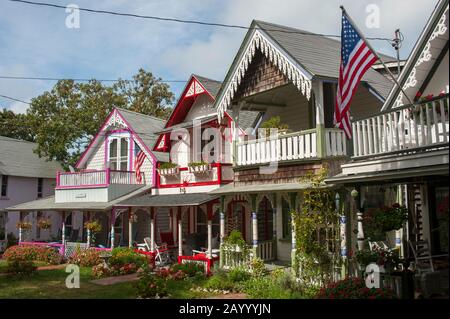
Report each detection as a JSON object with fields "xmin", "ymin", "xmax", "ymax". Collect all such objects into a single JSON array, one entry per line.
[
  {"xmin": 352, "ymin": 95, "xmax": 449, "ymax": 158},
  {"xmin": 325, "ymin": 128, "xmax": 347, "ymax": 157},
  {"xmin": 255, "ymin": 239, "xmax": 275, "ymax": 261},
  {"xmin": 220, "ymin": 245, "xmax": 253, "ymax": 269},
  {"xmin": 236, "ymin": 129, "xmax": 317, "ymax": 166},
  {"xmin": 57, "ymin": 169, "xmax": 143, "ymax": 188},
  {"xmin": 58, "ymin": 170, "xmax": 107, "ymax": 187}
]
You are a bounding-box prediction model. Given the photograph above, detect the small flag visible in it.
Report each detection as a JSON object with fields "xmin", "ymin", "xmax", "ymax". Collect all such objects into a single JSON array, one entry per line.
[
  {"xmin": 334, "ymin": 12, "xmax": 378, "ymax": 139},
  {"xmin": 134, "ymin": 144, "xmax": 146, "ymax": 183}
]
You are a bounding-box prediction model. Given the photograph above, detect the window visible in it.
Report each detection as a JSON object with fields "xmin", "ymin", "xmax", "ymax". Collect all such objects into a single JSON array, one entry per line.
[
  {"xmin": 37, "ymin": 178, "xmax": 43, "ymax": 198},
  {"xmin": 282, "ymin": 197, "xmax": 292, "ymax": 239},
  {"xmin": 108, "ymin": 137, "xmax": 129, "ymax": 171},
  {"xmin": 1, "ymin": 175, "xmax": 8, "ymax": 197}
]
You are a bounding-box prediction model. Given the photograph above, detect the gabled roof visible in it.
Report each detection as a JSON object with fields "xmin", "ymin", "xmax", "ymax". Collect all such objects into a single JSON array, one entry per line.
[
  {"xmin": 215, "ymin": 19, "xmax": 395, "ymax": 119},
  {"xmin": 115, "ymin": 108, "xmax": 166, "ymax": 149},
  {"xmin": 382, "ymin": 0, "xmax": 449, "ymax": 110},
  {"xmin": 0, "ymin": 136, "xmax": 63, "ymax": 179},
  {"xmin": 76, "ymin": 108, "xmax": 165, "ymax": 169},
  {"xmin": 255, "ymin": 20, "xmax": 395, "ymax": 96},
  {"xmin": 192, "ymin": 74, "xmax": 222, "ymax": 98}
]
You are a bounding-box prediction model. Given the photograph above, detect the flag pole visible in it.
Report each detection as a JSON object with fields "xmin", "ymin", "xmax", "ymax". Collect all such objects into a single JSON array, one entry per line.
[{"xmin": 340, "ymin": 6, "xmax": 414, "ymax": 105}]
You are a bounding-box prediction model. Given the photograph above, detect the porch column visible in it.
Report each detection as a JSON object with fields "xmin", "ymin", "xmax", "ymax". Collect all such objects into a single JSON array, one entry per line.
[
  {"xmin": 272, "ymin": 195, "xmax": 277, "ymax": 261},
  {"xmin": 178, "ymin": 207, "xmax": 183, "ymax": 257},
  {"xmin": 219, "ymin": 196, "xmax": 226, "ymax": 245},
  {"xmin": 150, "ymin": 208, "xmax": 155, "ymax": 252},
  {"xmin": 110, "ymin": 209, "xmax": 116, "ymax": 249},
  {"xmin": 289, "ymin": 192, "xmax": 298, "ymax": 275},
  {"xmin": 336, "ymin": 192, "xmax": 347, "ymax": 278},
  {"xmin": 128, "ymin": 208, "xmax": 133, "ymax": 248},
  {"xmin": 86, "ymin": 212, "xmax": 91, "ymax": 248},
  {"xmin": 313, "ymin": 81, "xmax": 326, "ymax": 158},
  {"xmin": 61, "ymin": 211, "xmax": 66, "ymax": 247},
  {"xmin": 250, "ymin": 194, "xmax": 258, "ymax": 255},
  {"xmin": 18, "ymin": 211, "xmax": 23, "ymax": 244},
  {"xmin": 351, "ymin": 188, "xmax": 364, "ymax": 251},
  {"xmin": 207, "ymin": 202, "xmax": 213, "ymax": 259}
]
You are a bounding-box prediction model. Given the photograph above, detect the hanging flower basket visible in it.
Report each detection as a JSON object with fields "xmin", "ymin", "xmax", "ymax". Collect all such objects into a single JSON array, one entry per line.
[
  {"xmin": 188, "ymin": 162, "xmax": 211, "ymax": 174},
  {"xmin": 16, "ymin": 221, "xmax": 32, "ymax": 231},
  {"xmin": 84, "ymin": 220, "xmax": 102, "ymax": 234},
  {"xmin": 37, "ymin": 218, "xmax": 52, "ymax": 230},
  {"xmin": 129, "ymin": 213, "xmax": 138, "ymax": 223}
]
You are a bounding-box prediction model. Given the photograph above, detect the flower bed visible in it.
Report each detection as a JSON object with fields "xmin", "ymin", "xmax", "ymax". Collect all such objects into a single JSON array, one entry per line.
[
  {"xmin": 68, "ymin": 248, "xmax": 103, "ymax": 267},
  {"xmin": 316, "ymin": 277, "xmax": 396, "ymax": 299},
  {"xmin": 3, "ymin": 245, "xmax": 63, "ymax": 265}
]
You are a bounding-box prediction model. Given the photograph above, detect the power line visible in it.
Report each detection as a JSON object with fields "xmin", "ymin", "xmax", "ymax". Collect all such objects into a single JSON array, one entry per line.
[
  {"xmin": 0, "ymin": 94, "xmax": 31, "ymax": 105},
  {"xmin": 8, "ymin": 0, "xmax": 393, "ymax": 41},
  {"xmin": 0, "ymin": 75, "xmax": 187, "ymax": 83}
]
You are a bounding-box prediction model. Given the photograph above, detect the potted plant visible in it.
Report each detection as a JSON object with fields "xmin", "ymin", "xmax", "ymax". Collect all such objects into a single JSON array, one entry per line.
[
  {"xmin": 260, "ymin": 116, "xmax": 289, "ymax": 137},
  {"xmin": 157, "ymin": 162, "xmax": 179, "ymax": 176},
  {"xmin": 37, "ymin": 218, "xmax": 52, "ymax": 230},
  {"xmin": 84, "ymin": 219, "xmax": 102, "ymax": 246},
  {"xmin": 363, "ymin": 203, "xmax": 408, "ymax": 242},
  {"xmin": 16, "ymin": 221, "xmax": 32, "ymax": 231},
  {"xmin": 223, "ymin": 230, "xmax": 247, "ymax": 253},
  {"xmin": 188, "ymin": 161, "xmax": 211, "ymax": 173}
]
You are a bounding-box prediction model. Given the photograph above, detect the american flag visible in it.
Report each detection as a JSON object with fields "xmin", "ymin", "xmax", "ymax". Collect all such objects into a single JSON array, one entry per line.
[
  {"xmin": 334, "ymin": 12, "xmax": 378, "ymax": 139},
  {"xmin": 134, "ymin": 144, "xmax": 146, "ymax": 183}
]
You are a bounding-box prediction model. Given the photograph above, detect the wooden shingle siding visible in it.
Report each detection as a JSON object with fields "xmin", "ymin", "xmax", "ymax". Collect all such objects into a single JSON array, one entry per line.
[
  {"xmin": 349, "ymin": 85, "xmax": 384, "ymax": 120},
  {"xmin": 86, "ymin": 141, "xmax": 105, "ymax": 170},
  {"xmin": 234, "ymin": 50, "xmax": 288, "ymax": 101}
]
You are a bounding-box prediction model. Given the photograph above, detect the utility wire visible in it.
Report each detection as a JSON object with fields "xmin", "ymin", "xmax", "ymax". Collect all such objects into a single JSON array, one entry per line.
[
  {"xmin": 8, "ymin": 0, "xmax": 393, "ymax": 41},
  {"xmin": 0, "ymin": 94, "xmax": 31, "ymax": 105}
]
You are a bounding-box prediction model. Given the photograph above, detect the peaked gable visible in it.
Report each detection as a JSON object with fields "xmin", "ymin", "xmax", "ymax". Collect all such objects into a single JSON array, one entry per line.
[
  {"xmin": 383, "ymin": 0, "xmax": 449, "ymax": 110},
  {"xmin": 76, "ymin": 108, "xmax": 164, "ymax": 169}
]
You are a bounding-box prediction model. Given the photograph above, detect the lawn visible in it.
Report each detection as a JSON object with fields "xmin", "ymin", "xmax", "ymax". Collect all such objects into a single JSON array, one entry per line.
[{"xmin": 0, "ymin": 260, "xmax": 213, "ymax": 299}]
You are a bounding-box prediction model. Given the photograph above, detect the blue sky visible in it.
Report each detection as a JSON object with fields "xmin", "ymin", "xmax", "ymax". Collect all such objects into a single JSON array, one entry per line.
[{"xmin": 0, "ymin": 0, "xmax": 439, "ymax": 113}]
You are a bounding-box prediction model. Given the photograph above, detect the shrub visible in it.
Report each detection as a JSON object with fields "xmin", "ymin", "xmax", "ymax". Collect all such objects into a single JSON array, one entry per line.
[
  {"xmin": 228, "ymin": 267, "xmax": 251, "ymax": 283},
  {"xmin": 316, "ymin": 277, "xmax": 397, "ymax": 299},
  {"xmin": 171, "ymin": 262, "xmax": 205, "ymax": 277},
  {"xmin": 248, "ymin": 257, "xmax": 267, "ymax": 277},
  {"xmin": 92, "ymin": 263, "xmax": 111, "ymax": 279},
  {"xmin": 223, "ymin": 230, "xmax": 246, "ymax": 247},
  {"xmin": 109, "ymin": 247, "xmax": 148, "ymax": 268},
  {"xmin": 68, "ymin": 248, "xmax": 102, "ymax": 267},
  {"xmin": 3, "ymin": 245, "xmax": 62, "ymax": 265},
  {"xmin": 6, "ymin": 258, "xmax": 37, "ymax": 276},
  {"xmin": 244, "ymin": 276, "xmax": 292, "ymax": 299},
  {"xmin": 135, "ymin": 267, "xmax": 169, "ymax": 298},
  {"xmin": 204, "ymin": 275, "xmax": 236, "ymax": 292}
]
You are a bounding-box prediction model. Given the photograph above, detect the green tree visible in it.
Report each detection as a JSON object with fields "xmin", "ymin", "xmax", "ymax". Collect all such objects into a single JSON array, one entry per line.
[
  {"xmin": 0, "ymin": 109, "xmax": 35, "ymax": 142},
  {"xmin": 26, "ymin": 69, "xmax": 173, "ymax": 168}
]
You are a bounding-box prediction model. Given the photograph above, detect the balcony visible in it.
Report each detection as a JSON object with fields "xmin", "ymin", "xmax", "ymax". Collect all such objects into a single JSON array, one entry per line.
[
  {"xmin": 236, "ymin": 128, "xmax": 347, "ymax": 166},
  {"xmin": 55, "ymin": 169, "xmax": 144, "ymax": 203},
  {"xmin": 351, "ymin": 94, "xmax": 449, "ymax": 158},
  {"xmin": 156, "ymin": 163, "xmax": 233, "ymax": 193},
  {"xmin": 56, "ymin": 169, "xmax": 144, "ymax": 189}
]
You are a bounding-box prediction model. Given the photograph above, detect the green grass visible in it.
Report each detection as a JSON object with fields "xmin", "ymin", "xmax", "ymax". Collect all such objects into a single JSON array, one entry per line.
[{"xmin": 0, "ymin": 260, "xmax": 215, "ymax": 299}]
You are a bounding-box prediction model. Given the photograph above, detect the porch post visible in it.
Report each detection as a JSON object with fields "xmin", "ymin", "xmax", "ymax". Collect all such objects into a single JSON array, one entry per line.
[
  {"xmin": 150, "ymin": 207, "xmax": 155, "ymax": 252},
  {"xmin": 128, "ymin": 208, "xmax": 133, "ymax": 248},
  {"xmin": 336, "ymin": 192, "xmax": 347, "ymax": 278},
  {"xmin": 272, "ymin": 194, "xmax": 277, "ymax": 260},
  {"xmin": 178, "ymin": 207, "xmax": 183, "ymax": 257},
  {"xmin": 86, "ymin": 212, "xmax": 91, "ymax": 248},
  {"xmin": 110, "ymin": 209, "xmax": 116, "ymax": 249},
  {"xmin": 289, "ymin": 192, "xmax": 298, "ymax": 276},
  {"xmin": 18, "ymin": 211, "xmax": 23, "ymax": 244},
  {"xmin": 250, "ymin": 194, "xmax": 258, "ymax": 256},
  {"xmin": 61, "ymin": 211, "xmax": 66, "ymax": 251},
  {"xmin": 351, "ymin": 188, "xmax": 364, "ymax": 251},
  {"xmin": 219, "ymin": 196, "xmax": 226, "ymax": 245},
  {"xmin": 207, "ymin": 202, "xmax": 213, "ymax": 259},
  {"xmin": 313, "ymin": 81, "xmax": 326, "ymax": 158}
]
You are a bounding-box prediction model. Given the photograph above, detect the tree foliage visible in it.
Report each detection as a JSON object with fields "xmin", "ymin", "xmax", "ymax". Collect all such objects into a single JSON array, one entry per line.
[
  {"xmin": 5, "ymin": 69, "xmax": 173, "ymax": 168},
  {"xmin": 0, "ymin": 109, "xmax": 35, "ymax": 142}
]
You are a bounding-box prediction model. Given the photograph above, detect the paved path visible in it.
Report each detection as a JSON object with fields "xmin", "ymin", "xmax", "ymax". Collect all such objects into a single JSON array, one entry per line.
[
  {"xmin": 37, "ymin": 264, "xmax": 67, "ymax": 271},
  {"xmin": 90, "ymin": 273, "xmax": 140, "ymax": 285}
]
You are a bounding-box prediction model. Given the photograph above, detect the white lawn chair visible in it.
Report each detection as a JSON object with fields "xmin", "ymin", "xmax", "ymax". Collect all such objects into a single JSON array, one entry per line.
[{"xmin": 137, "ymin": 237, "xmax": 171, "ymax": 267}]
